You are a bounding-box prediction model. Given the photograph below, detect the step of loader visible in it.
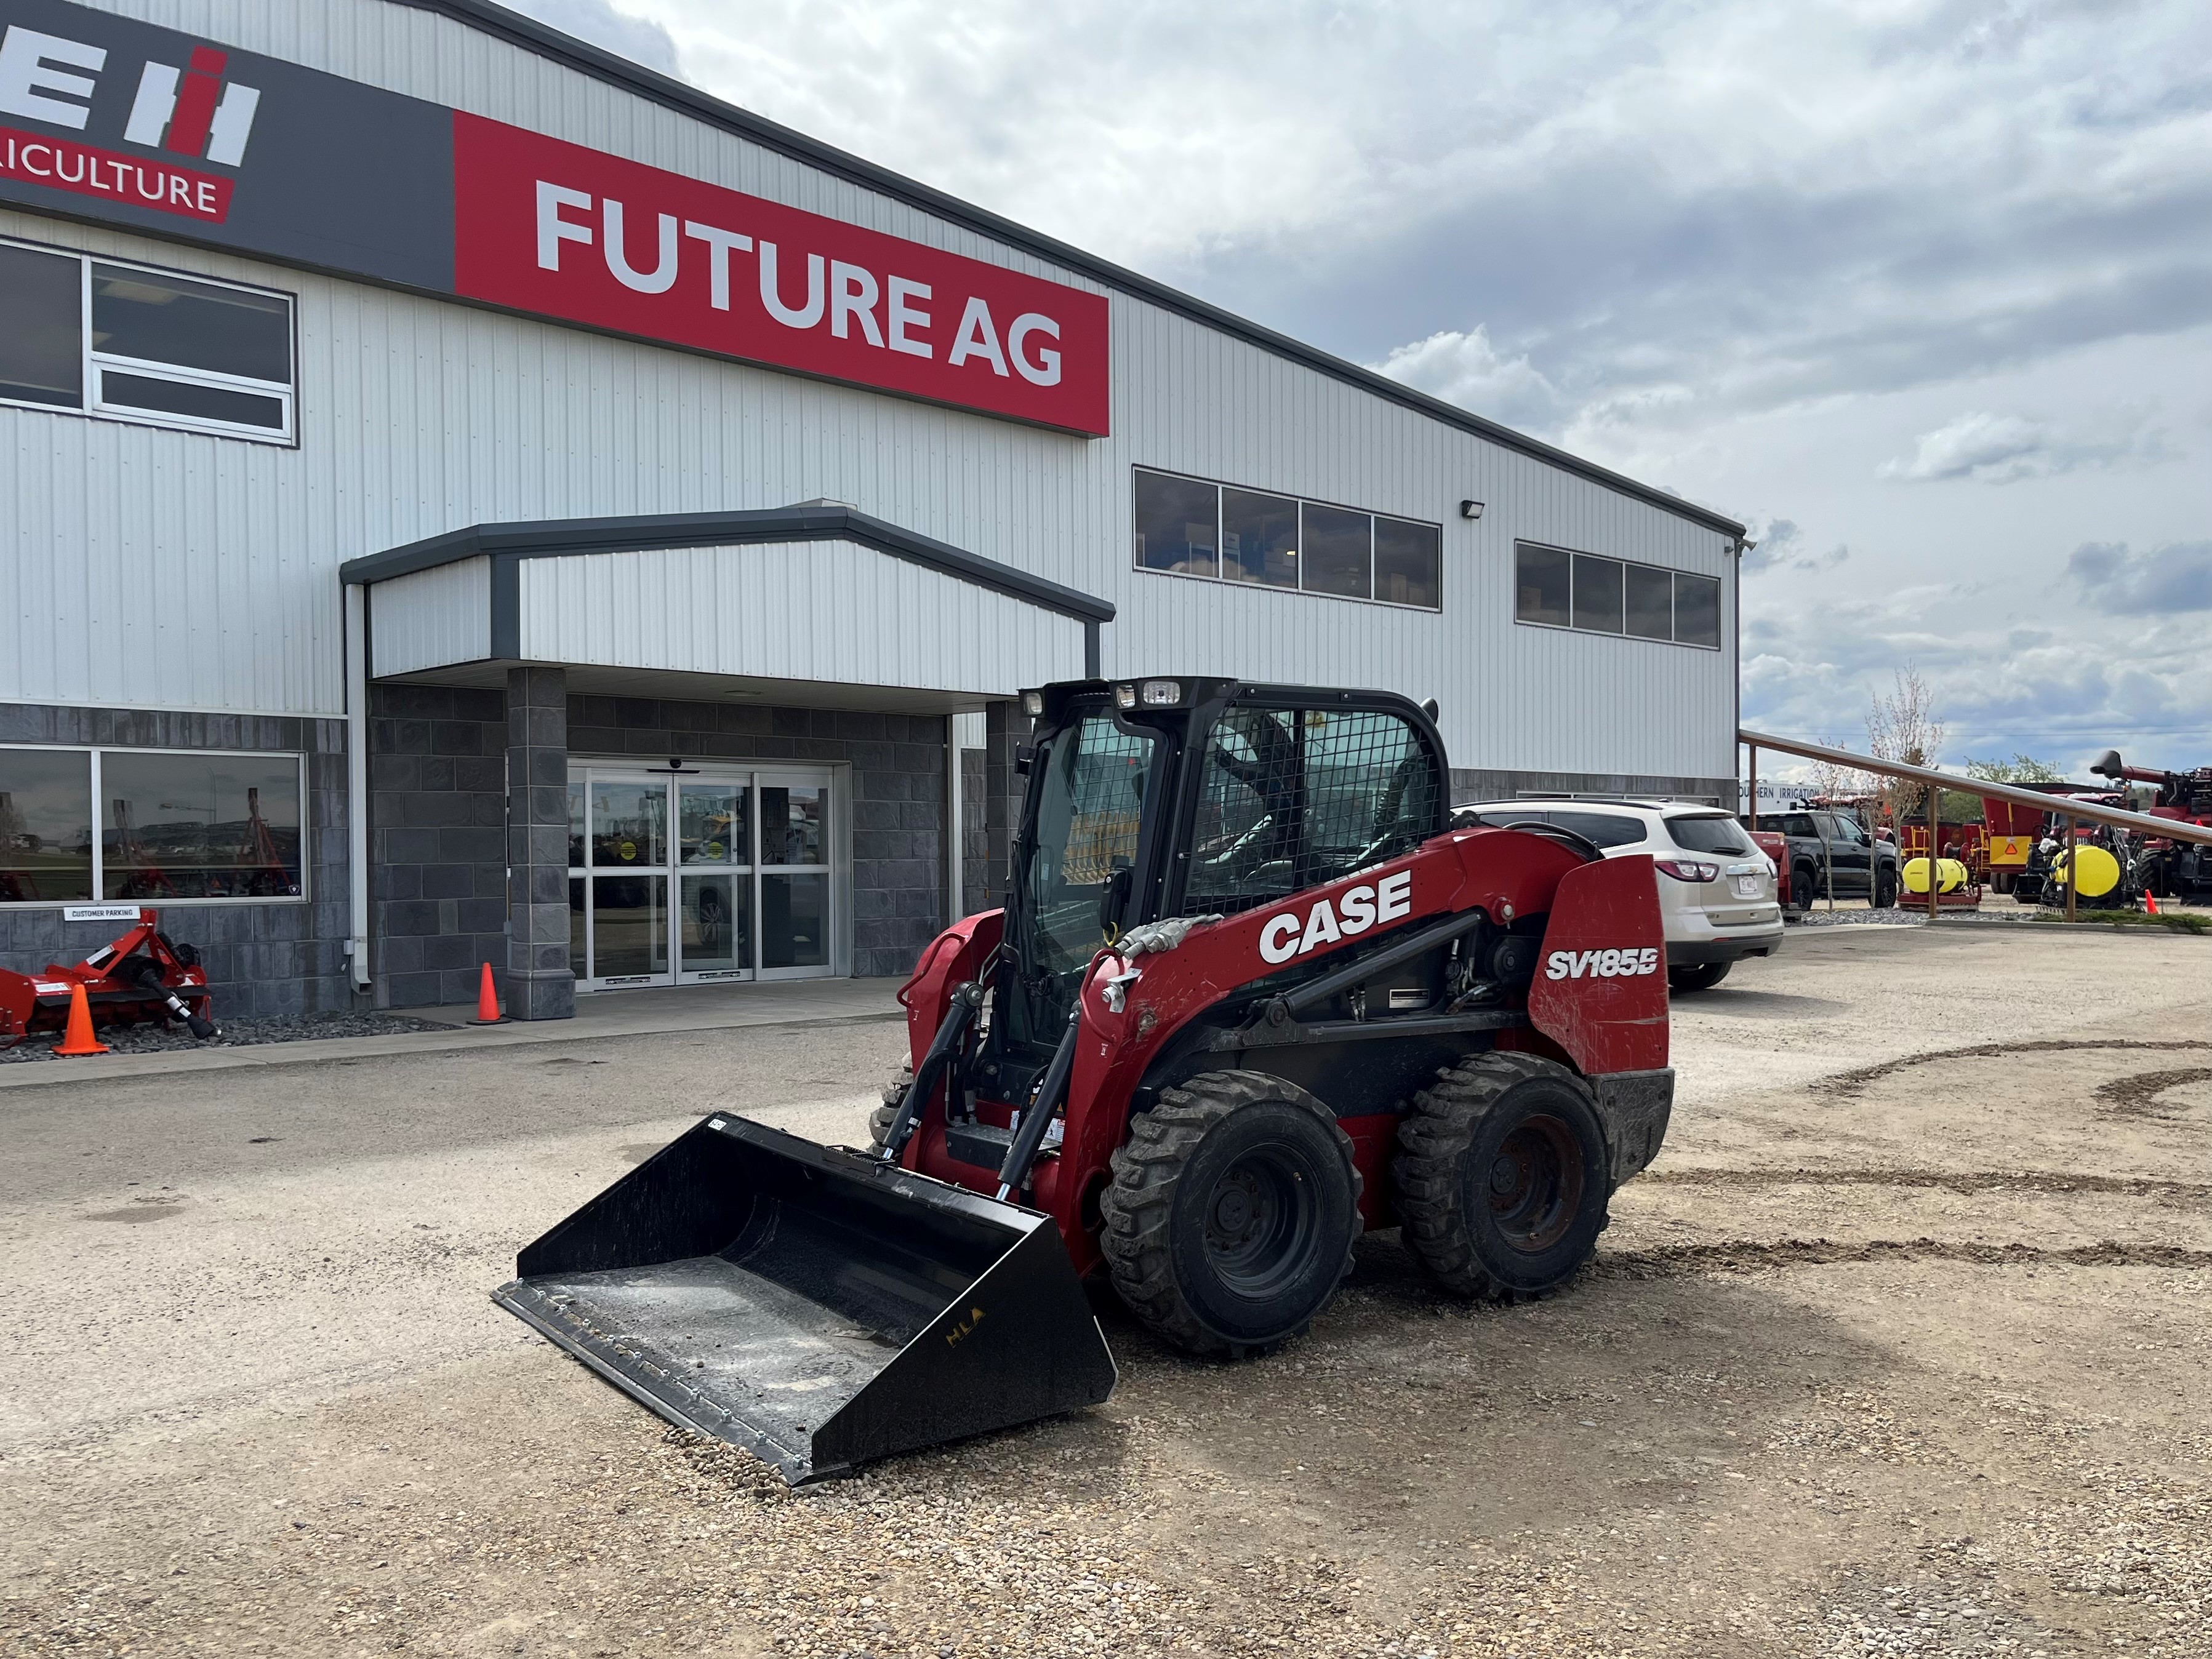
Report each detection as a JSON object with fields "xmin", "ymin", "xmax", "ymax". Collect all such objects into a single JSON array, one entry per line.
[
  {"xmin": 494, "ymin": 1114, "xmax": 1116, "ymax": 1483},
  {"xmin": 943, "ymin": 1118, "xmax": 1014, "ymax": 1171}
]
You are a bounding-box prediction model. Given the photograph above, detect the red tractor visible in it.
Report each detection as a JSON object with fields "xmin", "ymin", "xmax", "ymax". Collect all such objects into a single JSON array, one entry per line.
[
  {"xmin": 499, "ymin": 679, "xmax": 1675, "ymax": 1481},
  {"xmin": 2094, "ymin": 750, "xmax": 2212, "ymax": 899}
]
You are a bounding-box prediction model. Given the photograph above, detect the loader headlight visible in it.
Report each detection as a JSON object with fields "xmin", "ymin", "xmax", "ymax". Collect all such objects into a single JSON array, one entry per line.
[
  {"xmin": 1139, "ymin": 680, "xmax": 1183, "ymax": 707},
  {"xmin": 1114, "ymin": 684, "xmax": 1137, "ymax": 710},
  {"xmin": 1023, "ymin": 690, "xmax": 1044, "ymax": 716}
]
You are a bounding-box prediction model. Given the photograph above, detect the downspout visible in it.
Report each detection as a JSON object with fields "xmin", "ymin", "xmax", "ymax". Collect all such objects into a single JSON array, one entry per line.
[
  {"xmin": 945, "ymin": 713, "xmax": 963, "ymax": 927},
  {"xmin": 344, "ymin": 581, "xmax": 372, "ymax": 994}
]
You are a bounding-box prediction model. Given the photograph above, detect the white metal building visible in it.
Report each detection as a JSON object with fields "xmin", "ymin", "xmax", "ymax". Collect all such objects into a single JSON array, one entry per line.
[{"xmin": 0, "ymin": 0, "xmax": 1745, "ymax": 1020}]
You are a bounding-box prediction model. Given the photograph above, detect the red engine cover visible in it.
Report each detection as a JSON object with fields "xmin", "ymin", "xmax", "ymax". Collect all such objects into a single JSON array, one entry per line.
[{"xmin": 1525, "ymin": 853, "xmax": 1670, "ymax": 1075}]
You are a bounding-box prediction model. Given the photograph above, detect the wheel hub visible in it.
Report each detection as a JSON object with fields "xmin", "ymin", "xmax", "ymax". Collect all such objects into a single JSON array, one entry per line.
[
  {"xmin": 1486, "ymin": 1113, "xmax": 1584, "ymax": 1255},
  {"xmin": 1201, "ymin": 1151, "xmax": 1313, "ymax": 1297}
]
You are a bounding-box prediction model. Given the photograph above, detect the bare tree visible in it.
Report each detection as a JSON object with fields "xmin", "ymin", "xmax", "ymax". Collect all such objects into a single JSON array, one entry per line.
[
  {"xmin": 1808, "ymin": 736, "xmax": 1875, "ymax": 806},
  {"xmin": 1867, "ymin": 665, "xmax": 1947, "ymax": 825}
]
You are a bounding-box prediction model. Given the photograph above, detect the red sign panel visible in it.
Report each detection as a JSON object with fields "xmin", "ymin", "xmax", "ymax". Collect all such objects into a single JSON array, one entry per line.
[
  {"xmin": 0, "ymin": 124, "xmax": 232, "ymax": 222},
  {"xmin": 452, "ymin": 113, "xmax": 1111, "ymax": 436}
]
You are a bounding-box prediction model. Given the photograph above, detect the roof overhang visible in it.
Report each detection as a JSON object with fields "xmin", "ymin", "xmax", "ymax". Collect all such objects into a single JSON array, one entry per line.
[{"xmin": 343, "ymin": 503, "xmax": 1113, "ymax": 700}]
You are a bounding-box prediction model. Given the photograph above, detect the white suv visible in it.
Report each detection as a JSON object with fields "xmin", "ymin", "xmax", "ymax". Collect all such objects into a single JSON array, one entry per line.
[{"xmin": 1452, "ymin": 797, "xmax": 1783, "ymax": 992}]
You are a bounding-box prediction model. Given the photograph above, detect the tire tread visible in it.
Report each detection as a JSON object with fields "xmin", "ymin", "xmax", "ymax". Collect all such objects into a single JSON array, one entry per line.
[
  {"xmin": 1098, "ymin": 1069, "xmax": 1361, "ymax": 1358},
  {"xmin": 1393, "ymin": 1051, "xmax": 1606, "ymax": 1300}
]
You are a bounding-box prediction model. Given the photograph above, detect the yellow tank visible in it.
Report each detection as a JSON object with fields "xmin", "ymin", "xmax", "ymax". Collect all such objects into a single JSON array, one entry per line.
[
  {"xmin": 1901, "ymin": 856, "xmax": 1970, "ymax": 895},
  {"xmin": 2049, "ymin": 844, "xmax": 2121, "ymax": 899}
]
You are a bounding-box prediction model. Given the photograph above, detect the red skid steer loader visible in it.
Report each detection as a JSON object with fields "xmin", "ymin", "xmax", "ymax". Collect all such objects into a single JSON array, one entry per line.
[{"xmin": 498, "ymin": 679, "xmax": 1675, "ymax": 1481}]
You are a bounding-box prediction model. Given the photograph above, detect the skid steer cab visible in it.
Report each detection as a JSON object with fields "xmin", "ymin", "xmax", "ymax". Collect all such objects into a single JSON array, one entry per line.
[{"xmin": 498, "ymin": 678, "xmax": 1674, "ymax": 1481}]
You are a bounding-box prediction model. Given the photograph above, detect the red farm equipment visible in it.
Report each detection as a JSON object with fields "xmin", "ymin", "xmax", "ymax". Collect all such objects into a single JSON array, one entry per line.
[
  {"xmin": 0, "ymin": 909, "xmax": 218, "ymax": 1050},
  {"xmin": 2094, "ymin": 751, "xmax": 2212, "ymax": 900},
  {"xmin": 499, "ymin": 678, "xmax": 1677, "ymax": 1481}
]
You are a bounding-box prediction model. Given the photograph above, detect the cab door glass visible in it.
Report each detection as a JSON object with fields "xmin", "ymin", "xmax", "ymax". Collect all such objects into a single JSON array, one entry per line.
[{"xmin": 1024, "ymin": 713, "xmax": 1155, "ymax": 974}]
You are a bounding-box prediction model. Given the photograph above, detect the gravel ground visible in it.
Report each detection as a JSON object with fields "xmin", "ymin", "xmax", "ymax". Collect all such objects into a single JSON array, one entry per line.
[
  {"xmin": 1, "ymin": 923, "xmax": 2208, "ymax": 1657},
  {"xmin": 1789, "ymin": 908, "xmax": 1926, "ymax": 927},
  {"xmin": 0, "ymin": 1009, "xmax": 449, "ymax": 1063}
]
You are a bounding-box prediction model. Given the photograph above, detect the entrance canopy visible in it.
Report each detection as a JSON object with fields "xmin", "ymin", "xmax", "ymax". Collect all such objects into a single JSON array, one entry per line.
[{"xmin": 339, "ymin": 503, "xmax": 1114, "ymax": 706}]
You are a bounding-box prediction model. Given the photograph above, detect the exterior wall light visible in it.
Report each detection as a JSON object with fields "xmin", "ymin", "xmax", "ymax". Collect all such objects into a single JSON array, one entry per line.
[{"xmin": 1460, "ymin": 500, "xmax": 1484, "ymax": 521}]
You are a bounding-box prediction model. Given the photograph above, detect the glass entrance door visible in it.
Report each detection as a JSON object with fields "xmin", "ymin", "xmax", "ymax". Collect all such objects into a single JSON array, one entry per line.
[{"xmin": 567, "ymin": 766, "xmax": 836, "ymax": 991}]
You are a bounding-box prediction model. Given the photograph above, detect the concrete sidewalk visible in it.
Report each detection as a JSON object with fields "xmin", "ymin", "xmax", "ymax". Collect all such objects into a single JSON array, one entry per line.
[{"xmin": 0, "ymin": 976, "xmax": 904, "ymax": 1092}]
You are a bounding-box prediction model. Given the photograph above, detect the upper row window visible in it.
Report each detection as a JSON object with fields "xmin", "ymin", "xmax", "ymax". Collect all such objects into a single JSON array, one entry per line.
[
  {"xmin": 0, "ymin": 238, "xmax": 295, "ymax": 444},
  {"xmin": 1134, "ymin": 468, "xmax": 1442, "ymax": 610},
  {"xmin": 1513, "ymin": 542, "xmax": 1722, "ymax": 650}
]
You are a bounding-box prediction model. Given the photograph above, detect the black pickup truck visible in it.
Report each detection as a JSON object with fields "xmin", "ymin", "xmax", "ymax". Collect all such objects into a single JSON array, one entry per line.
[{"xmin": 1753, "ymin": 809, "xmax": 1899, "ymax": 911}]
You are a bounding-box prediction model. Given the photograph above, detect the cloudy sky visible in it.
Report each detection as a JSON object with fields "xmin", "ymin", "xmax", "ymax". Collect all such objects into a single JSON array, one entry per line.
[{"xmin": 518, "ymin": 0, "xmax": 2211, "ymax": 776}]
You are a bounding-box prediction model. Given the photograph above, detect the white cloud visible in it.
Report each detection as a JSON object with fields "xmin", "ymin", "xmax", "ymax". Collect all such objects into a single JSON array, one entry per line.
[
  {"xmin": 1367, "ymin": 327, "xmax": 1561, "ymax": 434},
  {"xmin": 2068, "ymin": 540, "xmax": 2212, "ymax": 615},
  {"xmin": 507, "ymin": 0, "xmax": 681, "ymax": 76},
  {"xmin": 1878, "ymin": 412, "xmax": 2053, "ymax": 482},
  {"xmin": 1741, "ymin": 588, "xmax": 2212, "ymax": 777},
  {"xmin": 1877, "ymin": 410, "xmax": 2166, "ymax": 483}
]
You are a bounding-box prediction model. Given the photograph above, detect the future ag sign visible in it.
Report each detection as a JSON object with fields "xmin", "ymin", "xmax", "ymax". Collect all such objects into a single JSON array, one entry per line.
[{"xmin": 0, "ymin": 0, "xmax": 1111, "ymax": 435}]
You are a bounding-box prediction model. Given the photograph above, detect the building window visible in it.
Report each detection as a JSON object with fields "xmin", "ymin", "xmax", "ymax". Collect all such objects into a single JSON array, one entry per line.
[
  {"xmin": 0, "ymin": 747, "xmax": 305, "ymax": 905},
  {"xmin": 1515, "ymin": 542, "xmax": 1723, "ymax": 650},
  {"xmin": 1133, "ymin": 468, "xmax": 1443, "ymax": 612},
  {"xmin": 0, "ymin": 237, "xmax": 295, "ymax": 444}
]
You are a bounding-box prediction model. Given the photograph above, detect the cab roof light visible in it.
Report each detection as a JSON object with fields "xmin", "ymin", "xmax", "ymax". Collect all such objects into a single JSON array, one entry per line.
[
  {"xmin": 1023, "ymin": 690, "xmax": 1044, "ymax": 716},
  {"xmin": 1140, "ymin": 679, "xmax": 1184, "ymax": 707},
  {"xmin": 1114, "ymin": 684, "xmax": 1137, "ymax": 710}
]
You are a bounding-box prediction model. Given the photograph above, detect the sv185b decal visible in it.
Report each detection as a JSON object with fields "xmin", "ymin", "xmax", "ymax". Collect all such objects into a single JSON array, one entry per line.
[
  {"xmin": 1544, "ymin": 946, "xmax": 1660, "ymax": 980},
  {"xmin": 1259, "ymin": 871, "xmax": 1413, "ymax": 965}
]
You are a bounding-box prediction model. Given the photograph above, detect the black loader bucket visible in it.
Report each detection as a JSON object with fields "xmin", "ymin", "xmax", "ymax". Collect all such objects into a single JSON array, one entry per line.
[{"xmin": 493, "ymin": 1114, "xmax": 1116, "ymax": 1483}]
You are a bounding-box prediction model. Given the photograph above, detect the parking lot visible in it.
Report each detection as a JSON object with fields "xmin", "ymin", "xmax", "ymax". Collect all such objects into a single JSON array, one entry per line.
[{"xmin": 2, "ymin": 921, "xmax": 2206, "ymax": 1658}]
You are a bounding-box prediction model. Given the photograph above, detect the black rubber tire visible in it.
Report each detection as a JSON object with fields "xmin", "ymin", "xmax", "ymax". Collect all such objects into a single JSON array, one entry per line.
[
  {"xmin": 1874, "ymin": 868, "xmax": 1899, "ymax": 908},
  {"xmin": 1394, "ymin": 1052, "xmax": 1611, "ymax": 1300},
  {"xmin": 1789, "ymin": 865, "xmax": 1816, "ymax": 915},
  {"xmin": 1667, "ymin": 961, "xmax": 1731, "ymax": 993},
  {"xmin": 1099, "ymin": 1070, "xmax": 1361, "ymax": 1358},
  {"xmin": 868, "ymin": 1062, "xmax": 913, "ymax": 1149}
]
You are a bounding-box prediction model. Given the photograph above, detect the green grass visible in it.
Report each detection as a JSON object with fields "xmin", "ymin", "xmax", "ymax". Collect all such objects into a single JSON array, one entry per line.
[{"xmin": 2026, "ymin": 906, "xmax": 2212, "ymax": 935}]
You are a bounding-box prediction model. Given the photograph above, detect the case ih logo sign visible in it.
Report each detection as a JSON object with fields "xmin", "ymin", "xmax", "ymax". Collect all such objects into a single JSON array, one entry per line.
[
  {"xmin": 0, "ymin": 23, "xmax": 256, "ymax": 222},
  {"xmin": 0, "ymin": 1, "xmax": 1112, "ymax": 435}
]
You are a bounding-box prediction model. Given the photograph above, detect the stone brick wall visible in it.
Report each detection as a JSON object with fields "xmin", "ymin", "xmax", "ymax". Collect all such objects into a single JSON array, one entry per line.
[
  {"xmin": 367, "ymin": 685, "xmax": 508, "ymax": 1009},
  {"xmin": 0, "ymin": 702, "xmax": 351, "ymax": 1018},
  {"xmin": 960, "ymin": 746, "xmax": 987, "ymax": 916},
  {"xmin": 566, "ymin": 695, "xmax": 950, "ymax": 978}
]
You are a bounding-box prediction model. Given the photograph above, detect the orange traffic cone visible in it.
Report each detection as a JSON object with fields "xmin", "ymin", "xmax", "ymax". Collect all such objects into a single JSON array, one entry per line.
[
  {"xmin": 54, "ymin": 981, "xmax": 109, "ymax": 1057},
  {"xmin": 2145, "ymin": 890, "xmax": 2161, "ymax": 916},
  {"xmin": 467, "ymin": 961, "xmax": 506, "ymax": 1026}
]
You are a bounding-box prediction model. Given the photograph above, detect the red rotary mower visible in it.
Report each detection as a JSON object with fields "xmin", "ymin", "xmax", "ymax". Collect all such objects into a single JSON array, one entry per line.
[
  {"xmin": 0, "ymin": 909, "xmax": 218, "ymax": 1050},
  {"xmin": 499, "ymin": 678, "xmax": 1675, "ymax": 1482}
]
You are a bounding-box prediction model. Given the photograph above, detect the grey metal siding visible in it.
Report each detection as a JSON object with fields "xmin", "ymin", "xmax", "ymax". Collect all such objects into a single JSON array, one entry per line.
[
  {"xmin": 370, "ymin": 556, "xmax": 491, "ymax": 675},
  {"xmin": 512, "ymin": 542, "xmax": 1084, "ymax": 694}
]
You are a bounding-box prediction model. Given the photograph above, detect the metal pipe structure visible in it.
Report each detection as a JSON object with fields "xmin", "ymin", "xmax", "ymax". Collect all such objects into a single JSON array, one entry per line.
[
  {"xmin": 1737, "ymin": 730, "xmax": 2212, "ymax": 849},
  {"xmin": 2066, "ymin": 817, "xmax": 2078, "ymax": 922},
  {"xmin": 1926, "ymin": 776, "xmax": 1939, "ymax": 920}
]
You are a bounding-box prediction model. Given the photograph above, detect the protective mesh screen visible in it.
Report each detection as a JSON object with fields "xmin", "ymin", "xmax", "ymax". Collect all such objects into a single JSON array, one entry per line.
[{"xmin": 1186, "ymin": 707, "xmax": 1437, "ymax": 915}]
